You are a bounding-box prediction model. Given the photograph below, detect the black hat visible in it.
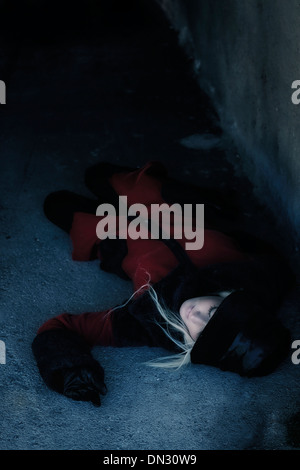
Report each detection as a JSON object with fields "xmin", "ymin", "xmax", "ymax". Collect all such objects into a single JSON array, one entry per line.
[{"xmin": 190, "ymin": 291, "xmax": 291, "ymax": 377}]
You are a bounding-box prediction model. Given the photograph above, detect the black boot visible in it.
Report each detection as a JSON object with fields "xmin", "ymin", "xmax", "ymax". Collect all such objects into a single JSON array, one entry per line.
[{"xmin": 43, "ymin": 190, "xmax": 99, "ymax": 233}]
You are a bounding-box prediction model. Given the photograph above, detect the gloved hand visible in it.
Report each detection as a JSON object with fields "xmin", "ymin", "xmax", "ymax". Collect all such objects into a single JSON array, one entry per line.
[
  {"xmin": 62, "ymin": 365, "xmax": 107, "ymax": 407},
  {"xmin": 32, "ymin": 329, "xmax": 108, "ymax": 406}
]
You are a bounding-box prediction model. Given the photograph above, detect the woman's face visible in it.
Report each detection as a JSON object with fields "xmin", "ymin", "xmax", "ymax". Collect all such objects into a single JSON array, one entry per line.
[{"xmin": 179, "ymin": 295, "xmax": 223, "ymax": 341}]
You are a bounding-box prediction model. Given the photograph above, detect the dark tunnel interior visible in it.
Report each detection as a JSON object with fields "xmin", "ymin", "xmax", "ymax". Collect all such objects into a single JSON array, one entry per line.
[{"xmin": 0, "ymin": 0, "xmax": 296, "ymax": 253}]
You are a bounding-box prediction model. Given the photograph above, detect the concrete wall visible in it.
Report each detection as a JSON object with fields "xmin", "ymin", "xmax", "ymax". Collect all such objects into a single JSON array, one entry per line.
[{"xmin": 157, "ymin": 0, "xmax": 300, "ymax": 243}]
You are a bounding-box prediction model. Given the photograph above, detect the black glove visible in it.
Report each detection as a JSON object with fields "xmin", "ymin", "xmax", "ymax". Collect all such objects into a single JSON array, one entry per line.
[
  {"xmin": 32, "ymin": 328, "xmax": 108, "ymax": 406},
  {"xmin": 62, "ymin": 365, "xmax": 107, "ymax": 407}
]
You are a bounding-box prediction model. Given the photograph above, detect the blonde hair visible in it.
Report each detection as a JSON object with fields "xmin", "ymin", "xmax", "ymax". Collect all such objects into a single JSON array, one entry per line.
[
  {"xmin": 109, "ymin": 272, "xmax": 231, "ymax": 371},
  {"xmin": 109, "ymin": 278, "xmax": 195, "ymax": 370},
  {"xmin": 145, "ymin": 288, "xmax": 232, "ymax": 370},
  {"xmin": 146, "ymin": 285, "xmax": 195, "ymax": 370}
]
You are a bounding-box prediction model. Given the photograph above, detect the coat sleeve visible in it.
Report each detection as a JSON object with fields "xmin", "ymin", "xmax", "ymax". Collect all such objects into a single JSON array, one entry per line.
[
  {"xmin": 36, "ymin": 309, "xmax": 115, "ymax": 347},
  {"xmin": 31, "ymin": 285, "xmax": 173, "ymax": 394},
  {"xmin": 31, "ymin": 309, "xmax": 115, "ymax": 394},
  {"xmin": 31, "ymin": 279, "xmax": 181, "ymax": 394}
]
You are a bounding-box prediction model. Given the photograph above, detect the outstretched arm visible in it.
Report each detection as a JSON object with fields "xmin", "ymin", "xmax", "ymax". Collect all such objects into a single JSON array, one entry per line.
[
  {"xmin": 32, "ymin": 309, "xmax": 114, "ymax": 406},
  {"xmin": 31, "ymin": 288, "xmax": 167, "ymax": 406}
]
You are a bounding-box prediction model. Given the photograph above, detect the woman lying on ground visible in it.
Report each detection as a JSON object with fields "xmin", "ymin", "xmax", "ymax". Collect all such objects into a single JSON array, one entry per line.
[{"xmin": 32, "ymin": 161, "xmax": 295, "ymax": 406}]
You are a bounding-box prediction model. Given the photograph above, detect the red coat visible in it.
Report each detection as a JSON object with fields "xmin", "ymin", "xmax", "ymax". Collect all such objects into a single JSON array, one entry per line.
[
  {"xmin": 37, "ymin": 162, "xmax": 248, "ymax": 346},
  {"xmin": 32, "ymin": 161, "xmax": 294, "ymax": 393}
]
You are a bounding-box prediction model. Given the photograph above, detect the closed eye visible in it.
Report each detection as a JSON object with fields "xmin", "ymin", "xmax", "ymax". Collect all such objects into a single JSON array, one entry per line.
[{"xmin": 208, "ymin": 305, "xmax": 218, "ymax": 318}]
